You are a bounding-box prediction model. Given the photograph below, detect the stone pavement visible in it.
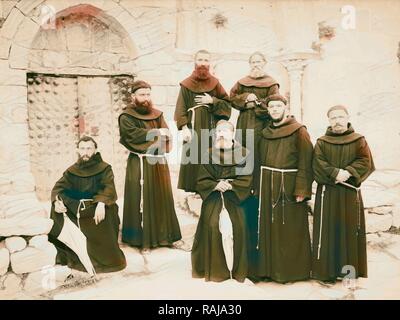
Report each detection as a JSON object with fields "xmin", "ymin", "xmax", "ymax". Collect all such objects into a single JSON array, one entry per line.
[{"xmin": 1, "ymin": 170, "xmax": 400, "ymax": 300}]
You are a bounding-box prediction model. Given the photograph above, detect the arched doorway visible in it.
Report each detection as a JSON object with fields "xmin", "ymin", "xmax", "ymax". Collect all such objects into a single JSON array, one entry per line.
[{"xmin": 27, "ymin": 4, "xmax": 137, "ymax": 201}]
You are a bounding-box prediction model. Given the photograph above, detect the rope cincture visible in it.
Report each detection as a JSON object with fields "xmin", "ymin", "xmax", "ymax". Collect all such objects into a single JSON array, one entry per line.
[
  {"xmin": 317, "ymin": 185, "xmax": 326, "ymax": 260},
  {"xmin": 187, "ymin": 104, "xmax": 209, "ymax": 131},
  {"xmin": 130, "ymin": 151, "xmax": 166, "ymax": 228},
  {"xmin": 339, "ymin": 181, "xmax": 362, "ymax": 235},
  {"xmin": 76, "ymin": 199, "xmax": 94, "ymax": 230},
  {"xmin": 257, "ymin": 166, "xmax": 298, "ymax": 250}
]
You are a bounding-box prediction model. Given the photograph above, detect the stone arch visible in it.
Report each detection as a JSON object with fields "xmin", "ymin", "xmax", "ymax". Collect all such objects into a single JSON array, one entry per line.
[
  {"xmin": 0, "ymin": 1, "xmax": 146, "ymax": 203},
  {"xmin": 25, "ymin": 4, "xmax": 141, "ymax": 200},
  {"xmin": 28, "ymin": 4, "xmax": 137, "ymax": 75}
]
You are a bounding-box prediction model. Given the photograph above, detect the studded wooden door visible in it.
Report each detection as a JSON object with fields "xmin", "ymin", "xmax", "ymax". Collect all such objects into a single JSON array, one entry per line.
[{"xmin": 27, "ymin": 73, "xmax": 133, "ymax": 201}]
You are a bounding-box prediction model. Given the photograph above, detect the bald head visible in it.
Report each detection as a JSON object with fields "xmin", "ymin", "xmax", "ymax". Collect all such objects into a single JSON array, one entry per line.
[
  {"xmin": 216, "ymin": 120, "xmax": 235, "ymax": 132},
  {"xmin": 215, "ymin": 120, "xmax": 235, "ymax": 149}
]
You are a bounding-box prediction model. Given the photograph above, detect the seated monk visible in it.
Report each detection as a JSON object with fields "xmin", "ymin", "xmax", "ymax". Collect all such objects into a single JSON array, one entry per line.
[{"xmin": 48, "ymin": 136, "xmax": 126, "ymax": 273}]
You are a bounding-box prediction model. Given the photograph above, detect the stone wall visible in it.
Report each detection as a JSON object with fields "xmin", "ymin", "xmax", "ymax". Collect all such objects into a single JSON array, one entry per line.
[
  {"xmin": 0, "ymin": 0, "xmax": 399, "ymax": 295},
  {"xmin": 1, "ymin": 0, "xmax": 398, "ymax": 199}
]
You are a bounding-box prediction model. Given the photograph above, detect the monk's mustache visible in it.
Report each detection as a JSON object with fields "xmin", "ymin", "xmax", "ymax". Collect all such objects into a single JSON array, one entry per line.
[
  {"xmin": 215, "ymin": 137, "xmax": 231, "ymax": 144},
  {"xmin": 196, "ymin": 65, "xmax": 209, "ymax": 71},
  {"xmin": 78, "ymin": 155, "xmax": 91, "ymax": 163}
]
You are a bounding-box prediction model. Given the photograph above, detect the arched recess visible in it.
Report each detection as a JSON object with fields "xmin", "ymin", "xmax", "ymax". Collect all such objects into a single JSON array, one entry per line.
[{"xmin": 26, "ymin": 4, "xmax": 138, "ymax": 200}]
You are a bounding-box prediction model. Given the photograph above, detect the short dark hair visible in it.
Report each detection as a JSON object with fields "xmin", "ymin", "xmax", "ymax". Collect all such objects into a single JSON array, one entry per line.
[
  {"xmin": 77, "ymin": 136, "xmax": 97, "ymax": 149},
  {"xmin": 266, "ymin": 94, "xmax": 288, "ymax": 106},
  {"xmin": 130, "ymin": 80, "xmax": 152, "ymax": 94},
  {"xmin": 194, "ymin": 49, "xmax": 211, "ymax": 61}
]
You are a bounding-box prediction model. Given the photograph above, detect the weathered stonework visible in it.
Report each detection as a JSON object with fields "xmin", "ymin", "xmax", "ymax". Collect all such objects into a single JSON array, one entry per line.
[{"xmin": 0, "ymin": 0, "xmax": 399, "ymax": 299}]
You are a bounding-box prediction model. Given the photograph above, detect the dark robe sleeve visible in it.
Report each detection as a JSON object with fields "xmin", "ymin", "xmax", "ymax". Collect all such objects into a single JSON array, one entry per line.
[
  {"xmin": 294, "ymin": 127, "xmax": 314, "ymax": 199},
  {"xmin": 119, "ymin": 114, "xmax": 160, "ymax": 153},
  {"xmin": 51, "ymin": 171, "xmax": 72, "ymax": 203},
  {"xmin": 196, "ymin": 164, "xmax": 219, "ymax": 201},
  {"xmin": 92, "ymin": 166, "xmax": 118, "ymax": 206},
  {"xmin": 229, "ymin": 172, "xmax": 252, "ymax": 202},
  {"xmin": 209, "ymin": 82, "xmax": 231, "ymax": 120},
  {"xmin": 345, "ymin": 138, "xmax": 375, "ymax": 187},
  {"xmin": 174, "ymin": 87, "xmax": 189, "ymax": 130},
  {"xmin": 312, "ymin": 140, "xmax": 340, "ymax": 185},
  {"xmin": 229, "ymin": 82, "xmax": 250, "ymax": 111},
  {"xmin": 51, "ymin": 172, "xmax": 80, "ymax": 213}
]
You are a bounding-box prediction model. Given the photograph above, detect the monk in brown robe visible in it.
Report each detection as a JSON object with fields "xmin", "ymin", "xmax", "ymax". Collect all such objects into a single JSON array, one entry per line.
[
  {"xmin": 252, "ymin": 94, "xmax": 313, "ymax": 283},
  {"xmin": 174, "ymin": 49, "xmax": 231, "ymax": 193},
  {"xmin": 230, "ymin": 52, "xmax": 280, "ymax": 272},
  {"xmin": 230, "ymin": 51, "xmax": 280, "ymax": 148},
  {"xmin": 119, "ymin": 81, "xmax": 182, "ymax": 252},
  {"xmin": 49, "ymin": 136, "xmax": 126, "ymax": 273},
  {"xmin": 312, "ymin": 105, "xmax": 375, "ymax": 283},
  {"xmin": 192, "ymin": 120, "xmax": 252, "ymax": 282}
]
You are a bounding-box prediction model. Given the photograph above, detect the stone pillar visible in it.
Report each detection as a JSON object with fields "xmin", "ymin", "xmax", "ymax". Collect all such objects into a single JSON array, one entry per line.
[
  {"xmin": 175, "ymin": 0, "xmax": 200, "ymax": 52},
  {"xmin": 278, "ymin": 52, "xmax": 320, "ymax": 122},
  {"xmin": 286, "ymin": 60, "xmax": 307, "ymax": 121}
]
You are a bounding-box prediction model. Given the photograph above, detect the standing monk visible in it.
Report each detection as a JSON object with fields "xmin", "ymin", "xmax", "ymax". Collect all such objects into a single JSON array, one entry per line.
[
  {"xmin": 252, "ymin": 94, "xmax": 313, "ymax": 283},
  {"xmin": 192, "ymin": 120, "xmax": 252, "ymax": 282},
  {"xmin": 230, "ymin": 51, "xmax": 280, "ymax": 148},
  {"xmin": 49, "ymin": 136, "xmax": 126, "ymax": 273},
  {"xmin": 174, "ymin": 49, "xmax": 231, "ymax": 193},
  {"xmin": 119, "ymin": 80, "xmax": 182, "ymax": 252},
  {"xmin": 230, "ymin": 52, "xmax": 280, "ymax": 273},
  {"xmin": 312, "ymin": 105, "xmax": 375, "ymax": 283}
]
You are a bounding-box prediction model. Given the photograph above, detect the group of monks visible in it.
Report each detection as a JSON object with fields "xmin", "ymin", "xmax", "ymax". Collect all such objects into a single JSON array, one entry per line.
[{"xmin": 48, "ymin": 49, "xmax": 375, "ymax": 286}]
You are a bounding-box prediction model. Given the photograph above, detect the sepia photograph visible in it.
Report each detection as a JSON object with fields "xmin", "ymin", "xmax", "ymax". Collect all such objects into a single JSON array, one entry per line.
[{"xmin": 0, "ymin": 0, "xmax": 399, "ymax": 304}]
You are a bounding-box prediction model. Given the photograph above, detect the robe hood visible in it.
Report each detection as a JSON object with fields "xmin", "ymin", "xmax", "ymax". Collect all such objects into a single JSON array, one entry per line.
[
  {"xmin": 238, "ymin": 75, "xmax": 279, "ymax": 88},
  {"xmin": 120, "ymin": 104, "xmax": 163, "ymax": 121},
  {"xmin": 262, "ymin": 116, "xmax": 305, "ymax": 139},
  {"xmin": 67, "ymin": 152, "xmax": 110, "ymax": 177},
  {"xmin": 207, "ymin": 141, "xmax": 250, "ymax": 167},
  {"xmin": 319, "ymin": 124, "xmax": 364, "ymax": 145},
  {"xmin": 180, "ymin": 72, "xmax": 220, "ymax": 93}
]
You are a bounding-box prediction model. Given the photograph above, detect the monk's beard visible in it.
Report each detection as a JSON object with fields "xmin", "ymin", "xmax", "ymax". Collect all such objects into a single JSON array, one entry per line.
[
  {"xmin": 249, "ymin": 66, "xmax": 265, "ymax": 79},
  {"xmin": 77, "ymin": 153, "xmax": 96, "ymax": 166},
  {"xmin": 134, "ymin": 98, "xmax": 153, "ymax": 115},
  {"xmin": 215, "ymin": 137, "xmax": 233, "ymax": 150},
  {"xmin": 332, "ymin": 124, "xmax": 347, "ymax": 133},
  {"xmin": 194, "ymin": 65, "xmax": 211, "ymax": 80}
]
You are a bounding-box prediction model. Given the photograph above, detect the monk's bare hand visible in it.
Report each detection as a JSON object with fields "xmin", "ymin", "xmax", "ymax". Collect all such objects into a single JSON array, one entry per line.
[
  {"xmin": 343, "ymin": 170, "xmax": 351, "ymax": 181},
  {"xmin": 296, "ymin": 196, "xmax": 305, "ymax": 202},
  {"xmin": 94, "ymin": 202, "xmax": 106, "ymax": 225},
  {"xmin": 194, "ymin": 93, "xmax": 213, "ymax": 105},
  {"xmin": 246, "ymin": 93, "xmax": 258, "ymax": 102},
  {"xmin": 182, "ymin": 125, "xmax": 192, "ymax": 143},
  {"xmin": 54, "ymin": 199, "xmax": 67, "ymax": 213},
  {"xmin": 336, "ymin": 169, "xmax": 351, "ymax": 183},
  {"xmin": 215, "ymin": 181, "xmax": 232, "ymax": 192},
  {"xmin": 225, "ymin": 182, "xmax": 233, "ymax": 191}
]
